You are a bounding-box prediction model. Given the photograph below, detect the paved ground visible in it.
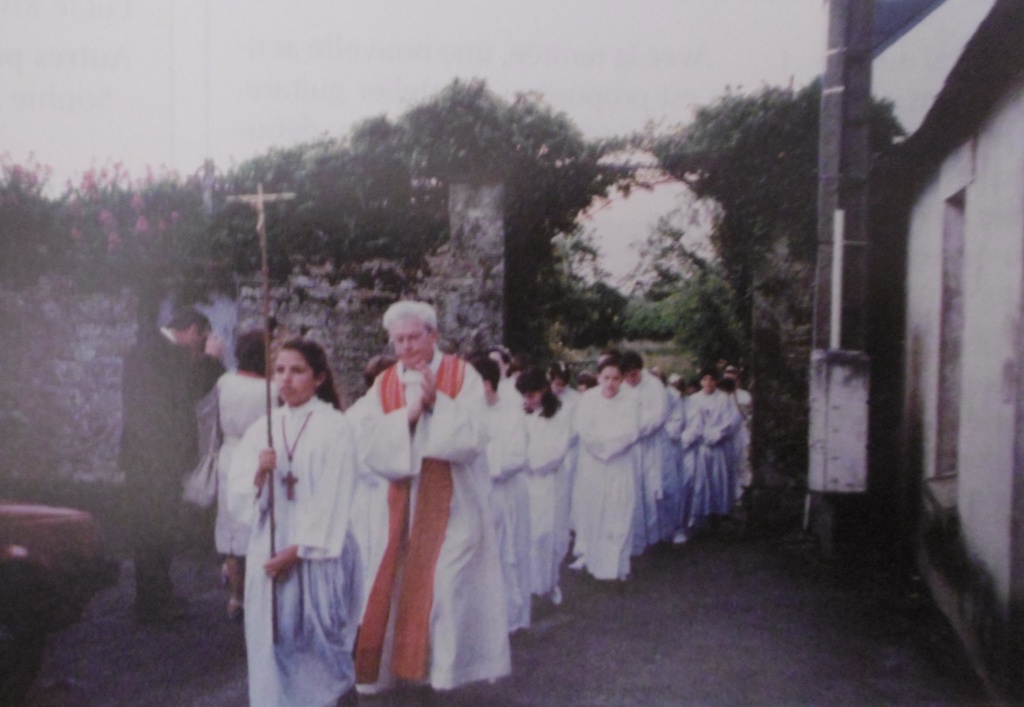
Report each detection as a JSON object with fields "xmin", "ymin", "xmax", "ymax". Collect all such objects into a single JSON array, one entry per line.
[{"xmin": 24, "ymin": 518, "xmax": 989, "ymax": 707}]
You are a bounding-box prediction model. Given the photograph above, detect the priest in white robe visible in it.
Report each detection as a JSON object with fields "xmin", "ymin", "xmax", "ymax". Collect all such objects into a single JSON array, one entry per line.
[
  {"xmin": 354, "ymin": 301, "xmax": 511, "ymax": 694},
  {"xmin": 228, "ymin": 338, "xmax": 362, "ymax": 707},
  {"xmin": 621, "ymin": 351, "xmax": 669, "ymax": 555},
  {"xmin": 471, "ymin": 354, "xmax": 532, "ymax": 633},
  {"xmin": 570, "ymin": 353, "xmax": 642, "ymax": 581}
]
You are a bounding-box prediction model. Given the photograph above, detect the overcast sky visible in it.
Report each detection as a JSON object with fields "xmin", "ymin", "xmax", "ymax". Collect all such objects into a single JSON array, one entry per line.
[{"xmin": 0, "ymin": 0, "xmax": 827, "ymax": 282}]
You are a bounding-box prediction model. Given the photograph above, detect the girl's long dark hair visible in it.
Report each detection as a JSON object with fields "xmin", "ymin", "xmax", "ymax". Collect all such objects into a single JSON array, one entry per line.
[
  {"xmin": 516, "ymin": 366, "xmax": 562, "ymax": 419},
  {"xmin": 280, "ymin": 338, "xmax": 342, "ymax": 410}
]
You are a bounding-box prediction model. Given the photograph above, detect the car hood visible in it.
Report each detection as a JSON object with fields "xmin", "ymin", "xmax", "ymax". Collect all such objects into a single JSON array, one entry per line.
[{"xmin": 0, "ymin": 501, "xmax": 105, "ymax": 571}]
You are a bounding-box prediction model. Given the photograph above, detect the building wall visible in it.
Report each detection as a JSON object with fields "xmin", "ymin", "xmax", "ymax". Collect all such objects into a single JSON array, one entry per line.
[
  {"xmin": 904, "ymin": 79, "xmax": 1024, "ymax": 604},
  {"xmin": 956, "ymin": 82, "xmax": 1024, "ymax": 603},
  {"xmin": 905, "ymin": 167, "xmax": 944, "ymax": 482}
]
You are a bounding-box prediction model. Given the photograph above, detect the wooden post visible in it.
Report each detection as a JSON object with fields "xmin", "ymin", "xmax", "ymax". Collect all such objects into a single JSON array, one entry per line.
[
  {"xmin": 226, "ymin": 183, "xmax": 295, "ymax": 643},
  {"xmin": 813, "ymin": 0, "xmax": 874, "ymax": 352}
]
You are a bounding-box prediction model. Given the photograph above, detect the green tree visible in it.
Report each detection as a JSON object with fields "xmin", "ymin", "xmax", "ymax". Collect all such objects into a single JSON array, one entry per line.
[
  {"xmin": 207, "ymin": 80, "xmax": 630, "ymax": 356},
  {"xmin": 210, "ymin": 125, "xmax": 447, "ymax": 285},
  {"xmin": 647, "ymin": 81, "xmax": 901, "ymax": 334},
  {"xmin": 401, "ymin": 80, "xmax": 629, "ymax": 356},
  {"xmin": 623, "ymin": 218, "xmax": 743, "ymax": 367},
  {"xmin": 549, "ymin": 227, "xmax": 628, "ymax": 349},
  {"xmin": 642, "ymin": 81, "xmax": 903, "ymax": 477}
]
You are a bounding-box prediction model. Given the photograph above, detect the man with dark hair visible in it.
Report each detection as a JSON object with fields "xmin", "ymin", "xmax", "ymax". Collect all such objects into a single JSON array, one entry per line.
[{"xmin": 119, "ymin": 306, "xmax": 225, "ymax": 623}]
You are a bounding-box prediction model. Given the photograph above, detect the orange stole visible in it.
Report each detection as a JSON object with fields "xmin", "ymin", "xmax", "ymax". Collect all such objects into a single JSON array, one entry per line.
[{"xmin": 354, "ymin": 355, "xmax": 466, "ymax": 684}]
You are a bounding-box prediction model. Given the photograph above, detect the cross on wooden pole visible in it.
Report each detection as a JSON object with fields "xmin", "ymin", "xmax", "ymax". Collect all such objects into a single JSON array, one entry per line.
[{"xmin": 226, "ymin": 183, "xmax": 295, "ymax": 644}]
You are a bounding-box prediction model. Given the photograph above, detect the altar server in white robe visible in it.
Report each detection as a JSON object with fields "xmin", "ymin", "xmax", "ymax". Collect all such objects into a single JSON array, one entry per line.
[
  {"xmin": 659, "ymin": 376, "xmax": 687, "ymax": 542},
  {"xmin": 345, "ymin": 354, "xmax": 395, "ymax": 621},
  {"xmin": 214, "ymin": 330, "xmax": 278, "ymax": 621},
  {"xmin": 490, "ymin": 345, "xmax": 523, "ymax": 411},
  {"xmin": 354, "ymin": 301, "xmax": 510, "ymax": 694},
  {"xmin": 229, "ymin": 338, "xmax": 362, "ymax": 707},
  {"xmin": 549, "ymin": 362, "xmax": 582, "ymax": 548},
  {"xmin": 684, "ymin": 369, "xmax": 743, "ymax": 532},
  {"xmin": 621, "ymin": 350, "xmax": 669, "ymax": 555},
  {"xmin": 723, "ymin": 364, "xmax": 753, "ymax": 497},
  {"xmin": 570, "ymin": 352, "xmax": 642, "ymax": 581},
  {"xmin": 516, "ymin": 367, "xmax": 571, "ymax": 604},
  {"xmin": 471, "ymin": 354, "xmax": 532, "ymax": 633}
]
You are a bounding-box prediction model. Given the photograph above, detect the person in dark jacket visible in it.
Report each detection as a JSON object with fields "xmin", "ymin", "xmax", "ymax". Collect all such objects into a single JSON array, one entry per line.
[{"xmin": 119, "ymin": 306, "xmax": 224, "ymax": 623}]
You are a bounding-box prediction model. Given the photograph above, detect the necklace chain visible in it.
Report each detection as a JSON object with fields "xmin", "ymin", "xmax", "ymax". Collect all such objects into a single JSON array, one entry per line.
[{"xmin": 282, "ymin": 411, "xmax": 314, "ymax": 463}]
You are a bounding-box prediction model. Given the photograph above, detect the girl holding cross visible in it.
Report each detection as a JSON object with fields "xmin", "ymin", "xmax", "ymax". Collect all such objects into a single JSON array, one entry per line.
[{"xmin": 228, "ymin": 337, "xmax": 362, "ymax": 707}]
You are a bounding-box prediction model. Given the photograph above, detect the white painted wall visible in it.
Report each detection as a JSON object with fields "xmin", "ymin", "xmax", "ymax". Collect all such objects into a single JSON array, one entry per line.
[
  {"xmin": 903, "ymin": 79, "xmax": 1024, "ymax": 602},
  {"xmin": 956, "ymin": 82, "xmax": 1024, "ymax": 602},
  {"xmin": 904, "ymin": 169, "xmax": 944, "ymax": 480},
  {"xmin": 873, "ymin": 0, "xmax": 996, "ymax": 135}
]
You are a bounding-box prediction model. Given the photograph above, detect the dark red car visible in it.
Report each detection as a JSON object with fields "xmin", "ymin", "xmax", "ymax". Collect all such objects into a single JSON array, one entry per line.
[{"xmin": 0, "ymin": 501, "xmax": 119, "ymax": 703}]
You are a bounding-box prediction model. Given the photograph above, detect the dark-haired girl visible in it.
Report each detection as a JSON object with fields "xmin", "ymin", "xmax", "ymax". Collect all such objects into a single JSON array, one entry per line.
[
  {"xmin": 228, "ymin": 338, "xmax": 361, "ymax": 706},
  {"xmin": 517, "ymin": 367, "xmax": 571, "ymax": 604},
  {"xmin": 568, "ymin": 353, "xmax": 641, "ymax": 581}
]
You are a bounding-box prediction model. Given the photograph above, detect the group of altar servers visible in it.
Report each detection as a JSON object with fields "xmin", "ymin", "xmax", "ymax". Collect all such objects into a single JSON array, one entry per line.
[{"xmin": 217, "ymin": 300, "xmax": 751, "ymax": 705}]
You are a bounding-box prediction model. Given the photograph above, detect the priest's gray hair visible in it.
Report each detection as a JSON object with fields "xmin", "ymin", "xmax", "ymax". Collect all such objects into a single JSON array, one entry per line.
[{"xmin": 382, "ymin": 300, "xmax": 438, "ymax": 333}]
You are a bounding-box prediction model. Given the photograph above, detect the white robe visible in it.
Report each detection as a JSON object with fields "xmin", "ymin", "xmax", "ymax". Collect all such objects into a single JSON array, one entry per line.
[
  {"xmin": 230, "ymin": 398, "xmax": 362, "ymax": 707},
  {"xmin": 482, "ymin": 399, "xmax": 532, "ymax": 632},
  {"xmin": 658, "ymin": 385, "xmax": 686, "ymax": 541},
  {"xmin": 683, "ymin": 389, "xmax": 742, "ymax": 529},
  {"xmin": 677, "ymin": 394, "xmax": 698, "ymax": 534},
  {"xmin": 628, "ymin": 370, "xmax": 669, "ymax": 555},
  {"xmin": 498, "ymin": 375, "xmax": 523, "ymax": 410},
  {"xmin": 523, "ymin": 407, "xmax": 571, "ymax": 596},
  {"xmin": 345, "ymin": 392, "xmax": 391, "ymax": 622},
  {"xmin": 571, "ymin": 386, "xmax": 641, "ymax": 581},
  {"xmin": 555, "ymin": 386, "xmax": 582, "ymax": 544},
  {"xmin": 357, "ymin": 352, "xmax": 511, "ymax": 691},
  {"xmin": 214, "ymin": 372, "xmax": 275, "ymax": 556}
]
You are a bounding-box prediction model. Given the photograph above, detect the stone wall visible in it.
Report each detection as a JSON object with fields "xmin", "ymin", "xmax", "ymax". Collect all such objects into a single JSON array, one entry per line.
[
  {"xmin": 0, "ymin": 277, "xmax": 138, "ymax": 484},
  {"xmin": 0, "ymin": 182, "xmax": 505, "ymax": 485}
]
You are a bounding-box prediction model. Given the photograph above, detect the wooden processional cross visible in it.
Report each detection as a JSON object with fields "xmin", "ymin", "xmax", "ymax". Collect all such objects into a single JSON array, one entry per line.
[{"xmin": 226, "ymin": 183, "xmax": 295, "ymax": 644}]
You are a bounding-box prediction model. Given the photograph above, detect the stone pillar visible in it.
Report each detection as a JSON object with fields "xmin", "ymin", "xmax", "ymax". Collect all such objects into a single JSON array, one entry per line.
[{"xmin": 420, "ymin": 182, "xmax": 505, "ymax": 354}]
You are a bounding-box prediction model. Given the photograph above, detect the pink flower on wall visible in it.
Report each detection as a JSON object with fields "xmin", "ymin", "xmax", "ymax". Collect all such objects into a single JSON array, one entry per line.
[
  {"xmin": 106, "ymin": 232, "xmax": 121, "ymax": 252},
  {"xmin": 98, "ymin": 209, "xmax": 115, "ymax": 228},
  {"xmin": 81, "ymin": 170, "xmax": 98, "ymax": 196},
  {"xmin": 131, "ymin": 194, "xmax": 144, "ymax": 213},
  {"xmin": 134, "ymin": 215, "xmax": 150, "ymax": 234}
]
